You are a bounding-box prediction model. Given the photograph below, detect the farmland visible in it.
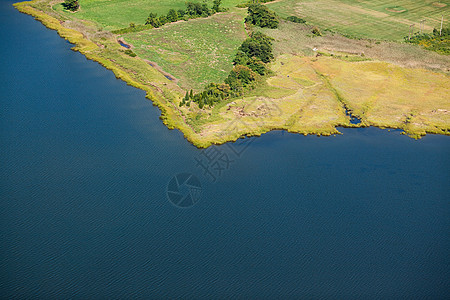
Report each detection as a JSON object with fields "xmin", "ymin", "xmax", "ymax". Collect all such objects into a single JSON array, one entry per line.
[
  {"xmin": 53, "ymin": 0, "xmax": 247, "ymax": 30},
  {"xmin": 267, "ymin": 0, "xmax": 449, "ymax": 40}
]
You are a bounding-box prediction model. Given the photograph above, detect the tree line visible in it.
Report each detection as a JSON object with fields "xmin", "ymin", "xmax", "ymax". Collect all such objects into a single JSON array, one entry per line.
[
  {"xmin": 405, "ymin": 27, "xmax": 450, "ymax": 55},
  {"xmin": 146, "ymin": 0, "xmax": 225, "ymax": 28}
]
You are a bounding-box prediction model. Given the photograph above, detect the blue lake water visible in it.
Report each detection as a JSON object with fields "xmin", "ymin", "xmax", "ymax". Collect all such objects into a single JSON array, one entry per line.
[{"xmin": 1, "ymin": 1, "xmax": 449, "ymax": 298}]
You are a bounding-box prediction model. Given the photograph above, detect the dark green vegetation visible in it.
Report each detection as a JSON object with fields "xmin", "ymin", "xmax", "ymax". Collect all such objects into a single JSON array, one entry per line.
[
  {"xmin": 62, "ymin": 0, "xmax": 79, "ymax": 12},
  {"xmin": 145, "ymin": 1, "xmax": 225, "ymax": 28},
  {"xmin": 312, "ymin": 26, "xmax": 322, "ymax": 36},
  {"xmin": 406, "ymin": 28, "xmax": 450, "ymax": 55},
  {"xmin": 124, "ymin": 49, "xmax": 137, "ymax": 57},
  {"xmin": 245, "ymin": 4, "xmax": 279, "ymax": 29},
  {"xmin": 236, "ymin": 0, "xmax": 273, "ymax": 8},
  {"xmin": 286, "ymin": 16, "xmax": 306, "ymax": 24}
]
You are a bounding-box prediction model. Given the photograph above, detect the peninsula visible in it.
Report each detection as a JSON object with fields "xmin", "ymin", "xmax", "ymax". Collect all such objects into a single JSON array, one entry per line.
[{"xmin": 14, "ymin": 0, "xmax": 450, "ymax": 147}]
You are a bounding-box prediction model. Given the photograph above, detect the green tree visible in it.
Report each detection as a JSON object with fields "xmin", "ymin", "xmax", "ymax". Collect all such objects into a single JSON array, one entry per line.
[
  {"xmin": 245, "ymin": 4, "xmax": 279, "ymax": 29},
  {"xmin": 212, "ymin": 0, "xmax": 222, "ymax": 12},
  {"xmin": 186, "ymin": 2, "xmax": 203, "ymax": 17},
  {"xmin": 145, "ymin": 13, "xmax": 161, "ymax": 28},
  {"xmin": 233, "ymin": 50, "xmax": 250, "ymax": 65},
  {"xmin": 63, "ymin": 0, "xmax": 79, "ymax": 11},
  {"xmin": 167, "ymin": 9, "xmax": 179, "ymax": 22},
  {"xmin": 238, "ymin": 32, "xmax": 274, "ymax": 63},
  {"xmin": 159, "ymin": 15, "xmax": 169, "ymax": 25}
]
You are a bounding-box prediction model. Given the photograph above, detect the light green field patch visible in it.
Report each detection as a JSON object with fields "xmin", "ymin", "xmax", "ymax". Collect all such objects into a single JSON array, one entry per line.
[
  {"xmin": 292, "ymin": 78, "xmax": 316, "ymax": 87},
  {"xmin": 148, "ymin": 47, "xmax": 189, "ymax": 64},
  {"xmin": 123, "ymin": 10, "xmax": 247, "ymax": 91}
]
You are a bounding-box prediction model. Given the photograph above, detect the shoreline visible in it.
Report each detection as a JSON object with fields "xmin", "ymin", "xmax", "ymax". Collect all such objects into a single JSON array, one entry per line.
[{"xmin": 13, "ymin": 1, "xmax": 450, "ymax": 148}]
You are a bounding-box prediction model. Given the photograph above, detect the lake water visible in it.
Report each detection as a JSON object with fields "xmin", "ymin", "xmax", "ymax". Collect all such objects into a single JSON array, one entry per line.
[{"xmin": 1, "ymin": 1, "xmax": 449, "ymax": 298}]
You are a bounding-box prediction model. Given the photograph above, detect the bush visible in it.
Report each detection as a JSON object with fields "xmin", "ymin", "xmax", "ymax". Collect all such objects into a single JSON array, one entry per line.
[
  {"xmin": 245, "ymin": 4, "xmax": 279, "ymax": 29},
  {"xmin": 238, "ymin": 31, "xmax": 274, "ymax": 63},
  {"xmin": 286, "ymin": 16, "xmax": 306, "ymax": 24},
  {"xmin": 237, "ymin": 0, "xmax": 273, "ymax": 8},
  {"xmin": 167, "ymin": 9, "xmax": 179, "ymax": 22},
  {"xmin": 405, "ymin": 27, "xmax": 450, "ymax": 55},
  {"xmin": 62, "ymin": 0, "xmax": 79, "ymax": 11},
  {"xmin": 145, "ymin": 13, "xmax": 161, "ymax": 28},
  {"xmin": 124, "ymin": 50, "xmax": 137, "ymax": 57},
  {"xmin": 186, "ymin": 2, "xmax": 212, "ymax": 17},
  {"xmin": 312, "ymin": 27, "xmax": 322, "ymax": 36}
]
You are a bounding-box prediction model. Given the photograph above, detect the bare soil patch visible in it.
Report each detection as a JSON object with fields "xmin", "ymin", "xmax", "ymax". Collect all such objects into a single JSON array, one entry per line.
[
  {"xmin": 432, "ymin": 2, "xmax": 447, "ymax": 8},
  {"xmin": 143, "ymin": 59, "xmax": 179, "ymax": 83}
]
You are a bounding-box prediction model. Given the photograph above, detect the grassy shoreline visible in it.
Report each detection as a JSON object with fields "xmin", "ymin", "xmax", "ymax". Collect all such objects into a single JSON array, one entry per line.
[{"xmin": 14, "ymin": 1, "xmax": 450, "ymax": 148}]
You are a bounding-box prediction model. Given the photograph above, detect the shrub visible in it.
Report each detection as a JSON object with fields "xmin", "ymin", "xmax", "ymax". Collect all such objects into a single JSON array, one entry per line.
[
  {"xmin": 286, "ymin": 16, "xmax": 306, "ymax": 24},
  {"xmin": 145, "ymin": 13, "xmax": 161, "ymax": 28},
  {"xmin": 238, "ymin": 31, "xmax": 274, "ymax": 63},
  {"xmin": 312, "ymin": 27, "xmax": 322, "ymax": 36},
  {"xmin": 167, "ymin": 9, "xmax": 179, "ymax": 22},
  {"xmin": 62, "ymin": 0, "xmax": 79, "ymax": 12},
  {"xmin": 124, "ymin": 50, "xmax": 137, "ymax": 57},
  {"xmin": 245, "ymin": 4, "xmax": 279, "ymax": 29}
]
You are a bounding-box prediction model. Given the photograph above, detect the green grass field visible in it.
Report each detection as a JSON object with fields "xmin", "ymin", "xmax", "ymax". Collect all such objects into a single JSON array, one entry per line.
[
  {"xmin": 55, "ymin": 0, "xmax": 247, "ymax": 30},
  {"xmin": 123, "ymin": 10, "xmax": 247, "ymax": 91},
  {"xmin": 267, "ymin": 0, "xmax": 449, "ymax": 40}
]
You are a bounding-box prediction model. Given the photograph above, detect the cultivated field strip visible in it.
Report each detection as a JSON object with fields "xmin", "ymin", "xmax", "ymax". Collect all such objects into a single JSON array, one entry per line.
[{"xmin": 267, "ymin": 0, "xmax": 449, "ymax": 40}]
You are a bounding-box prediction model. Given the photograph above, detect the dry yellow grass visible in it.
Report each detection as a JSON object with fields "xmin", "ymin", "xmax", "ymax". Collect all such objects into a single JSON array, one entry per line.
[
  {"xmin": 177, "ymin": 54, "xmax": 450, "ymax": 145},
  {"xmin": 311, "ymin": 57, "xmax": 450, "ymax": 137}
]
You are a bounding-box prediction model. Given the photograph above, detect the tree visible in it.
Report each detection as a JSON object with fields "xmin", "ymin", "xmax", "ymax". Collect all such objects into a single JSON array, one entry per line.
[
  {"xmin": 212, "ymin": 0, "xmax": 222, "ymax": 12},
  {"xmin": 167, "ymin": 9, "xmax": 179, "ymax": 22},
  {"xmin": 245, "ymin": 4, "xmax": 279, "ymax": 29},
  {"xmin": 146, "ymin": 13, "xmax": 162, "ymax": 28},
  {"xmin": 186, "ymin": 2, "xmax": 203, "ymax": 17},
  {"xmin": 238, "ymin": 32, "xmax": 274, "ymax": 63},
  {"xmin": 63, "ymin": 0, "xmax": 79, "ymax": 12},
  {"xmin": 233, "ymin": 50, "xmax": 250, "ymax": 66},
  {"xmin": 312, "ymin": 27, "xmax": 321, "ymax": 36},
  {"xmin": 246, "ymin": 57, "xmax": 267, "ymax": 75},
  {"xmin": 159, "ymin": 15, "xmax": 169, "ymax": 25}
]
